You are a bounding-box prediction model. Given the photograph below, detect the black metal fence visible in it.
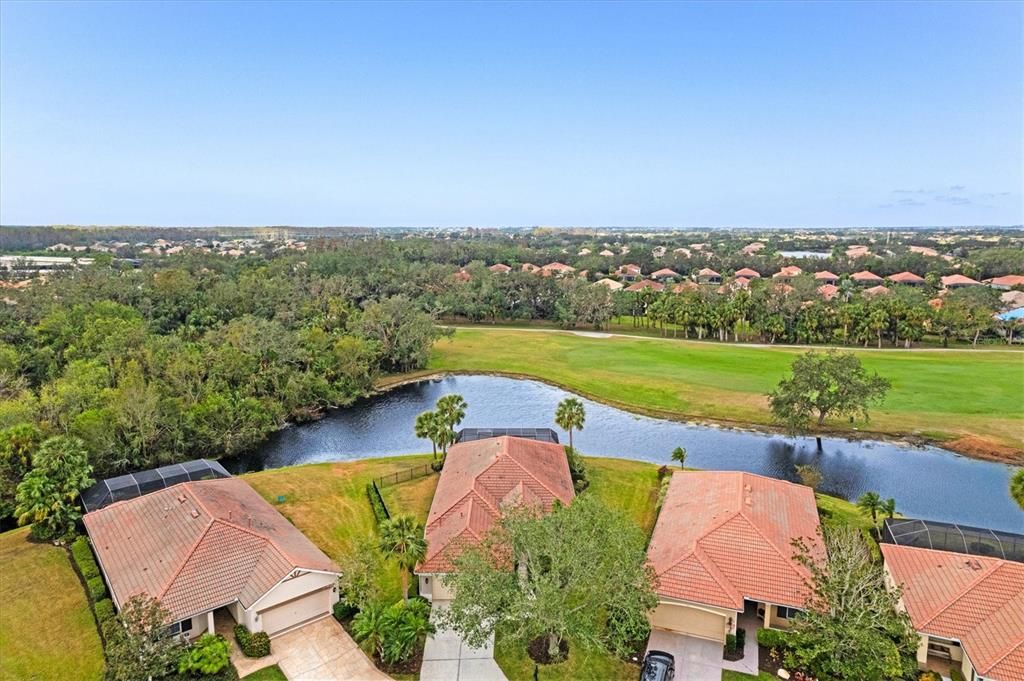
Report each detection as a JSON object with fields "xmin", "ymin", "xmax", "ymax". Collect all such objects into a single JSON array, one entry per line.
[{"xmin": 375, "ymin": 463, "xmax": 435, "ymax": 488}]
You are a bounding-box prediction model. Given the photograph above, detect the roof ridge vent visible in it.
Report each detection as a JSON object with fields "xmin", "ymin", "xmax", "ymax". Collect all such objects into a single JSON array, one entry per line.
[{"xmin": 190, "ymin": 508, "xmax": 199, "ymax": 519}]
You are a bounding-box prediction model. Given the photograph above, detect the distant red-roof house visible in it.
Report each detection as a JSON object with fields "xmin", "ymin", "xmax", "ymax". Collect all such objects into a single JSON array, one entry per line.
[
  {"xmin": 846, "ymin": 245, "xmax": 872, "ymax": 258},
  {"xmin": 696, "ymin": 268, "xmax": 721, "ymax": 284},
  {"xmin": 941, "ymin": 274, "xmax": 982, "ymax": 289},
  {"xmin": 488, "ymin": 263, "xmax": 511, "ymax": 274},
  {"xmin": 909, "ymin": 245, "xmax": 940, "ymax": 257},
  {"xmin": 851, "ymin": 270, "xmax": 884, "ymax": 284},
  {"xmin": 521, "ymin": 263, "xmax": 540, "ymax": 273},
  {"xmin": 415, "ymin": 436, "xmax": 574, "ymax": 601},
  {"xmin": 618, "ymin": 264, "xmax": 643, "ymax": 281},
  {"xmin": 863, "ymin": 284, "xmax": 891, "ymax": 298},
  {"xmin": 928, "ymin": 297, "xmax": 944, "ymax": 310},
  {"xmin": 813, "ymin": 270, "xmax": 839, "ymax": 284},
  {"xmin": 818, "ymin": 283, "xmax": 840, "ymax": 301},
  {"xmin": 888, "ymin": 271, "xmax": 926, "ymax": 286},
  {"xmin": 986, "ymin": 275, "xmax": 1024, "ymax": 290},
  {"xmin": 672, "ymin": 281, "xmax": 700, "ymax": 293},
  {"xmin": 453, "ymin": 269, "xmax": 471, "ymax": 282},
  {"xmin": 741, "ymin": 242, "xmax": 765, "ymax": 255},
  {"xmin": 773, "ymin": 282, "xmax": 795, "ymax": 296},
  {"xmin": 84, "ymin": 478, "xmax": 339, "ymax": 640},
  {"xmin": 773, "ymin": 266, "xmax": 803, "ymax": 281},
  {"xmin": 731, "ymin": 276, "xmax": 752, "ymax": 290},
  {"xmin": 734, "ymin": 267, "xmax": 761, "ymax": 279},
  {"xmin": 646, "ymin": 472, "xmax": 823, "ymax": 643},
  {"xmin": 650, "ymin": 268, "xmax": 681, "ymax": 281},
  {"xmin": 625, "ymin": 279, "xmax": 665, "ymax": 292},
  {"xmin": 882, "ymin": 544, "xmax": 1024, "ymax": 681},
  {"xmin": 540, "ymin": 262, "xmax": 576, "ymax": 277}
]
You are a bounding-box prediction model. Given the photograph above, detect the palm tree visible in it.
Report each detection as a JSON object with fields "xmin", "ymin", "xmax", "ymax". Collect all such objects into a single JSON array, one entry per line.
[
  {"xmin": 378, "ymin": 515, "xmax": 427, "ymax": 603},
  {"xmin": 414, "ymin": 411, "xmax": 440, "ymax": 460},
  {"xmin": 880, "ymin": 497, "xmax": 896, "ymax": 520},
  {"xmin": 436, "ymin": 394, "xmax": 467, "ymax": 430},
  {"xmin": 1011, "ymin": 468, "xmax": 1024, "ymax": 511},
  {"xmin": 351, "ymin": 601, "xmax": 388, "ymax": 659},
  {"xmin": 554, "ymin": 397, "xmax": 586, "ymax": 450},
  {"xmin": 857, "ymin": 491, "xmax": 883, "ymax": 525},
  {"xmin": 671, "ymin": 446, "xmax": 687, "ymax": 469}
]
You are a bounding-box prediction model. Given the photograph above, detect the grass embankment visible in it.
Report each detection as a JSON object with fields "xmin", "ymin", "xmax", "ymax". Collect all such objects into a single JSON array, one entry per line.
[
  {"xmin": 425, "ymin": 328, "xmax": 1024, "ymax": 462},
  {"xmin": 245, "ymin": 456, "xmax": 874, "ymax": 681},
  {"xmin": 240, "ymin": 665, "xmax": 288, "ymax": 681},
  {"xmin": 0, "ymin": 527, "xmax": 105, "ymax": 681}
]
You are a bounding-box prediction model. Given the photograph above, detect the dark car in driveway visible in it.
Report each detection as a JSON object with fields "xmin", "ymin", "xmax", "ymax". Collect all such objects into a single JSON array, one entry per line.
[{"xmin": 640, "ymin": 650, "xmax": 675, "ymax": 681}]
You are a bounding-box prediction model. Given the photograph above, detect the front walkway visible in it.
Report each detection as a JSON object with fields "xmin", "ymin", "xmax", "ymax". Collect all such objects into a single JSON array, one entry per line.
[
  {"xmin": 420, "ymin": 601, "xmax": 508, "ymax": 681},
  {"xmin": 217, "ymin": 611, "xmax": 390, "ymax": 680}
]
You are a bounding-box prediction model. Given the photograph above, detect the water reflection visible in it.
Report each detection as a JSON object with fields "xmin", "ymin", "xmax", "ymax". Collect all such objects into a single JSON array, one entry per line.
[{"xmin": 224, "ymin": 375, "xmax": 1023, "ymax": 533}]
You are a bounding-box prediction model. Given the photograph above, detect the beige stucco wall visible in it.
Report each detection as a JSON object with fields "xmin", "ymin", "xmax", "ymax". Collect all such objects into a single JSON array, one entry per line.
[{"xmin": 417, "ymin": 573, "xmax": 455, "ymax": 602}]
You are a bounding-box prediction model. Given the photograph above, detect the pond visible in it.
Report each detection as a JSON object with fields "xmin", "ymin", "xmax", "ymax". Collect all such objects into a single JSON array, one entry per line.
[
  {"xmin": 225, "ymin": 375, "xmax": 1023, "ymax": 533},
  {"xmin": 778, "ymin": 250, "xmax": 830, "ymax": 259}
]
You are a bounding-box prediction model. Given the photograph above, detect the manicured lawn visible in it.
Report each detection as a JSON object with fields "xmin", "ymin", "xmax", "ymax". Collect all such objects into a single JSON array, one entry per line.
[
  {"xmin": 0, "ymin": 527, "xmax": 105, "ymax": 681},
  {"xmin": 722, "ymin": 671, "xmax": 775, "ymax": 680},
  {"xmin": 243, "ymin": 454, "xmax": 434, "ymax": 602},
  {"xmin": 494, "ymin": 625, "xmax": 640, "ymax": 681},
  {"xmin": 428, "ymin": 328, "xmax": 1024, "ymax": 458},
  {"xmin": 586, "ymin": 457, "xmax": 662, "ymax": 536},
  {"xmin": 240, "ymin": 665, "xmax": 288, "ymax": 681}
]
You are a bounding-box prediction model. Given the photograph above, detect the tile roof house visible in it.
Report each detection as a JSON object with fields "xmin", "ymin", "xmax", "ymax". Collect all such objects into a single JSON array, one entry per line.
[
  {"xmin": 593, "ymin": 277, "xmax": 624, "ymax": 291},
  {"xmin": 851, "ymin": 270, "xmax": 884, "ymax": 285},
  {"xmin": 773, "ymin": 266, "xmax": 803, "ymax": 282},
  {"xmin": 650, "ymin": 268, "xmax": 681, "ymax": 281},
  {"xmin": 646, "ymin": 471, "xmax": 823, "ymax": 644},
  {"xmin": 813, "ymin": 270, "xmax": 839, "ymax": 285},
  {"xmin": 540, "ymin": 262, "xmax": 576, "ymax": 277},
  {"xmin": 888, "ymin": 271, "xmax": 926, "ymax": 286},
  {"xmin": 695, "ymin": 268, "xmax": 721, "ymax": 285},
  {"xmin": 882, "ymin": 544, "xmax": 1024, "ymax": 681},
  {"xmin": 625, "ymin": 279, "xmax": 664, "ymax": 292},
  {"xmin": 863, "ymin": 284, "xmax": 892, "ymax": 298},
  {"xmin": 942, "ymin": 274, "xmax": 982, "ymax": 289},
  {"xmin": 617, "ymin": 264, "xmax": 643, "ymax": 281},
  {"xmin": 986, "ymin": 275, "xmax": 1024, "ymax": 290},
  {"xmin": 909, "ymin": 245, "xmax": 940, "ymax": 257},
  {"xmin": 734, "ymin": 267, "xmax": 761, "ymax": 279},
  {"xmin": 415, "ymin": 436, "xmax": 574, "ymax": 602},
  {"xmin": 84, "ymin": 478, "xmax": 339, "ymax": 640},
  {"xmin": 817, "ymin": 283, "xmax": 840, "ymax": 301},
  {"xmin": 488, "ymin": 263, "xmax": 512, "ymax": 274}
]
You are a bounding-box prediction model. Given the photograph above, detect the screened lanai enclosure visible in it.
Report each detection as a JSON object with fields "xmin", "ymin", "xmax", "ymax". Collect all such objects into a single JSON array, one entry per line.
[
  {"xmin": 81, "ymin": 459, "xmax": 231, "ymax": 512},
  {"xmin": 882, "ymin": 517, "xmax": 1024, "ymax": 563}
]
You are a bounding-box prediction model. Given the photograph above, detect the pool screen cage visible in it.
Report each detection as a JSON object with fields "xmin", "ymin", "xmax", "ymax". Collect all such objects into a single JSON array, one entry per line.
[
  {"xmin": 881, "ymin": 517, "xmax": 1024, "ymax": 563},
  {"xmin": 455, "ymin": 428, "xmax": 560, "ymax": 445},
  {"xmin": 81, "ymin": 459, "xmax": 231, "ymax": 512}
]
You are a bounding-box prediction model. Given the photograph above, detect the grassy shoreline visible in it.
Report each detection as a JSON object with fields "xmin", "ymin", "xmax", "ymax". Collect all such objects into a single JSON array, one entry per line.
[{"xmin": 385, "ymin": 328, "xmax": 1023, "ymax": 464}]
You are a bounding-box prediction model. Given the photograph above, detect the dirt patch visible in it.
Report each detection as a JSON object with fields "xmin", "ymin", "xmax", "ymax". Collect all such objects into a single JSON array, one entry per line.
[
  {"xmin": 527, "ymin": 635, "xmax": 569, "ymax": 665},
  {"xmin": 945, "ymin": 435, "xmax": 1024, "ymax": 464}
]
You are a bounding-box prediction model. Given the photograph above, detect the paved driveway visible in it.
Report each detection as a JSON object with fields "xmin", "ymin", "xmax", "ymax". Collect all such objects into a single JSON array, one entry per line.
[
  {"xmin": 227, "ymin": 616, "xmax": 391, "ymax": 681},
  {"xmin": 646, "ymin": 627, "xmax": 759, "ymax": 681},
  {"xmin": 420, "ymin": 601, "xmax": 508, "ymax": 681}
]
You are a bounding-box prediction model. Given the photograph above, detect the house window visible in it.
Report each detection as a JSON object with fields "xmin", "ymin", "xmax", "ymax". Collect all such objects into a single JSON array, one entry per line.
[
  {"xmin": 181, "ymin": 618, "xmax": 193, "ymax": 633},
  {"xmin": 776, "ymin": 606, "xmax": 803, "ymax": 620}
]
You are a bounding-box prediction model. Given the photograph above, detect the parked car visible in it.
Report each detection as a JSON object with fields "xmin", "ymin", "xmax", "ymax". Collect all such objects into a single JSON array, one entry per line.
[{"xmin": 640, "ymin": 650, "xmax": 675, "ymax": 681}]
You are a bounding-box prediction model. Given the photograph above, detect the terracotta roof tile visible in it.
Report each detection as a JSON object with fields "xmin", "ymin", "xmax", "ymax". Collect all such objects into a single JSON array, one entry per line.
[
  {"xmin": 882, "ymin": 544, "xmax": 1024, "ymax": 678},
  {"xmin": 418, "ymin": 436, "xmax": 573, "ymax": 573},
  {"xmin": 852, "ymin": 270, "xmax": 884, "ymax": 282},
  {"xmin": 84, "ymin": 478, "xmax": 338, "ymax": 622},
  {"xmin": 647, "ymin": 472, "xmax": 822, "ymax": 611}
]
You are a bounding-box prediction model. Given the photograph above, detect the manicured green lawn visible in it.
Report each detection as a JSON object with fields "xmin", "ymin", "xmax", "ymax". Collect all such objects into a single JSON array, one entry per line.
[
  {"xmin": 240, "ymin": 665, "xmax": 288, "ymax": 681},
  {"xmin": 0, "ymin": 527, "xmax": 105, "ymax": 681},
  {"xmin": 722, "ymin": 671, "xmax": 774, "ymax": 680},
  {"xmin": 428, "ymin": 328, "xmax": 1024, "ymax": 459},
  {"xmin": 243, "ymin": 454, "xmax": 435, "ymax": 603},
  {"xmin": 494, "ymin": 625, "xmax": 640, "ymax": 681}
]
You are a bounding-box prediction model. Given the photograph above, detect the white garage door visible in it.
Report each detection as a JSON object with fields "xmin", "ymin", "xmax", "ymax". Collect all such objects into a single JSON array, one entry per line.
[
  {"xmin": 649, "ymin": 603, "xmax": 727, "ymax": 643},
  {"xmin": 258, "ymin": 586, "xmax": 332, "ymax": 637}
]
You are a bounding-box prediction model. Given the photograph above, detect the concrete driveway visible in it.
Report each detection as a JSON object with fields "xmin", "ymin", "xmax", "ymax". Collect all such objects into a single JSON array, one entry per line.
[
  {"xmin": 420, "ymin": 601, "xmax": 508, "ymax": 681},
  {"xmin": 647, "ymin": 628, "xmax": 759, "ymax": 681},
  {"xmin": 227, "ymin": 616, "xmax": 391, "ymax": 681}
]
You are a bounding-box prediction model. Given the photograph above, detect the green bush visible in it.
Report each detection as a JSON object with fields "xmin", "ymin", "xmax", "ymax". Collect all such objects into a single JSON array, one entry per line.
[
  {"xmin": 178, "ymin": 633, "xmax": 230, "ymax": 675},
  {"xmin": 100, "ymin": 617, "xmax": 123, "ymax": 646},
  {"xmin": 333, "ymin": 600, "xmax": 358, "ymax": 622},
  {"xmin": 71, "ymin": 536, "xmax": 101, "ymax": 580},
  {"xmin": 756, "ymin": 626, "xmax": 793, "ymax": 651},
  {"xmin": 93, "ymin": 598, "xmax": 115, "ymax": 623},
  {"xmin": 736, "ymin": 627, "xmax": 746, "ymax": 649},
  {"xmin": 86, "ymin": 575, "xmax": 107, "ymax": 601},
  {"xmin": 366, "ymin": 483, "xmax": 389, "ymax": 524},
  {"xmin": 565, "ymin": 447, "xmax": 589, "ymax": 492},
  {"xmin": 234, "ymin": 624, "xmax": 271, "ymax": 658},
  {"xmin": 725, "ymin": 633, "xmax": 738, "ymax": 653},
  {"xmin": 950, "ymin": 670, "xmax": 966, "ymax": 681}
]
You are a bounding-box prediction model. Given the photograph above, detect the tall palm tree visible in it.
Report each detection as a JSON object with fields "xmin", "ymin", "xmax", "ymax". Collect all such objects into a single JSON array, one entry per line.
[
  {"xmin": 554, "ymin": 397, "xmax": 586, "ymax": 450},
  {"xmin": 414, "ymin": 411, "xmax": 440, "ymax": 459},
  {"xmin": 671, "ymin": 446, "xmax": 687, "ymax": 469},
  {"xmin": 880, "ymin": 497, "xmax": 896, "ymax": 520},
  {"xmin": 1012, "ymin": 468, "xmax": 1024, "ymax": 511},
  {"xmin": 857, "ymin": 491, "xmax": 883, "ymax": 525},
  {"xmin": 436, "ymin": 394, "xmax": 467, "ymax": 430},
  {"xmin": 378, "ymin": 515, "xmax": 427, "ymax": 603}
]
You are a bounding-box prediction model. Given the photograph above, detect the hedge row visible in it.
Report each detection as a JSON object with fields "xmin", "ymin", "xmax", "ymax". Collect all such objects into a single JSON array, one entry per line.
[
  {"xmin": 234, "ymin": 624, "xmax": 271, "ymax": 658},
  {"xmin": 366, "ymin": 483, "xmax": 389, "ymax": 524},
  {"xmin": 71, "ymin": 536, "xmax": 108, "ymax": 602}
]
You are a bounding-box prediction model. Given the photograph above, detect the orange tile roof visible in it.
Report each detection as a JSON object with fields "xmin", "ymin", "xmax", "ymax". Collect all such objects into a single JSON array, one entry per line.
[
  {"xmin": 882, "ymin": 544, "xmax": 1024, "ymax": 679},
  {"xmin": 697, "ymin": 267, "xmax": 720, "ymax": 277},
  {"xmin": 887, "ymin": 271, "xmax": 925, "ymax": 284},
  {"xmin": 647, "ymin": 471, "xmax": 823, "ymax": 611},
  {"xmin": 541, "ymin": 262, "xmax": 575, "ymax": 272},
  {"xmin": 851, "ymin": 270, "xmax": 884, "ymax": 282},
  {"xmin": 418, "ymin": 436, "xmax": 574, "ymax": 573},
  {"xmin": 942, "ymin": 274, "xmax": 982, "ymax": 287},
  {"xmin": 672, "ymin": 281, "xmax": 699, "ymax": 293},
  {"xmin": 735, "ymin": 267, "xmax": 761, "ymax": 278},
  {"xmin": 488, "ymin": 263, "xmax": 511, "ymax": 273},
  {"xmin": 84, "ymin": 478, "xmax": 338, "ymax": 622},
  {"xmin": 863, "ymin": 284, "xmax": 891, "ymax": 297},
  {"xmin": 651, "ymin": 268, "xmax": 680, "ymax": 278},
  {"xmin": 813, "ymin": 270, "xmax": 838, "ymax": 280},
  {"xmin": 774, "ymin": 266, "xmax": 803, "ymax": 278},
  {"xmin": 988, "ymin": 275, "xmax": 1024, "ymax": 287},
  {"xmin": 625, "ymin": 279, "xmax": 665, "ymax": 292},
  {"xmin": 818, "ymin": 283, "xmax": 839, "ymax": 300}
]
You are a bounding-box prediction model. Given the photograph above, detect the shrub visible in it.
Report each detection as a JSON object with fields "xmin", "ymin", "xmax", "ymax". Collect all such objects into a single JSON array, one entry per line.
[
  {"xmin": 430, "ymin": 458, "xmax": 444, "ymax": 472},
  {"xmin": 178, "ymin": 633, "xmax": 230, "ymax": 675},
  {"xmin": 366, "ymin": 483, "xmax": 388, "ymax": 524},
  {"xmin": 656, "ymin": 464, "xmax": 671, "ymax": 480},
  {"xmin": 71, "ymin": 536, "xmax": 101, "ymax": 580},
  {"xmin": 333, "ymin": 600, "xmax": 358, "ymax": 622},
  {"xmin": 736, "ymin": 627, "xmax": 746, "ymax": 649},
  {"xmin": 565, "ymin": 447, "xmax": 589, "ymax": 492},
  {"xmin": 757, "ymin": 626, "xmax": 793, "ymax": 651},
  {"xmin": 655, "ymin": 475, "xmax": 672, "ymax": 509},
  {"xmin": 918, "ymin": 673, "xmax": 942, "ymax": 681},
  {"xmin": 950, "ymin": 670, "xmax": 966, "ymax": 681},
  {"xmin": 234, "ymin": 624, "xmax": 271, "ymax": 658},
  {"xmin": 86, "ymin": 575, "xmax": 107, "ymax": 601},
  {"xmin": 725, "ymin": 633, "xmax": 738, "ymax": 653},
  {"xmin": 94, "ymin": 598, "xmax": 116, "ymax": 623}
]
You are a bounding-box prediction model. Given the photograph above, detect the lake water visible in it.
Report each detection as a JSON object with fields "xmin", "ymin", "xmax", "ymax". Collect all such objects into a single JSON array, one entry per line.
[
  {"xmin": 778, "ymin": 250, "xmax": 830, "ymax": 259},
  {"xmin": 225, "ymin": 375, "xmax": 1023, "ymax": 533}
]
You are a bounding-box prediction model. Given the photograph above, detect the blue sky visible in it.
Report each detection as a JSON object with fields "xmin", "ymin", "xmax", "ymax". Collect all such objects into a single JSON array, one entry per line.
[{"xmin": 1, "ymin": 1, "xmax": 1020, "ymax": 227}]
